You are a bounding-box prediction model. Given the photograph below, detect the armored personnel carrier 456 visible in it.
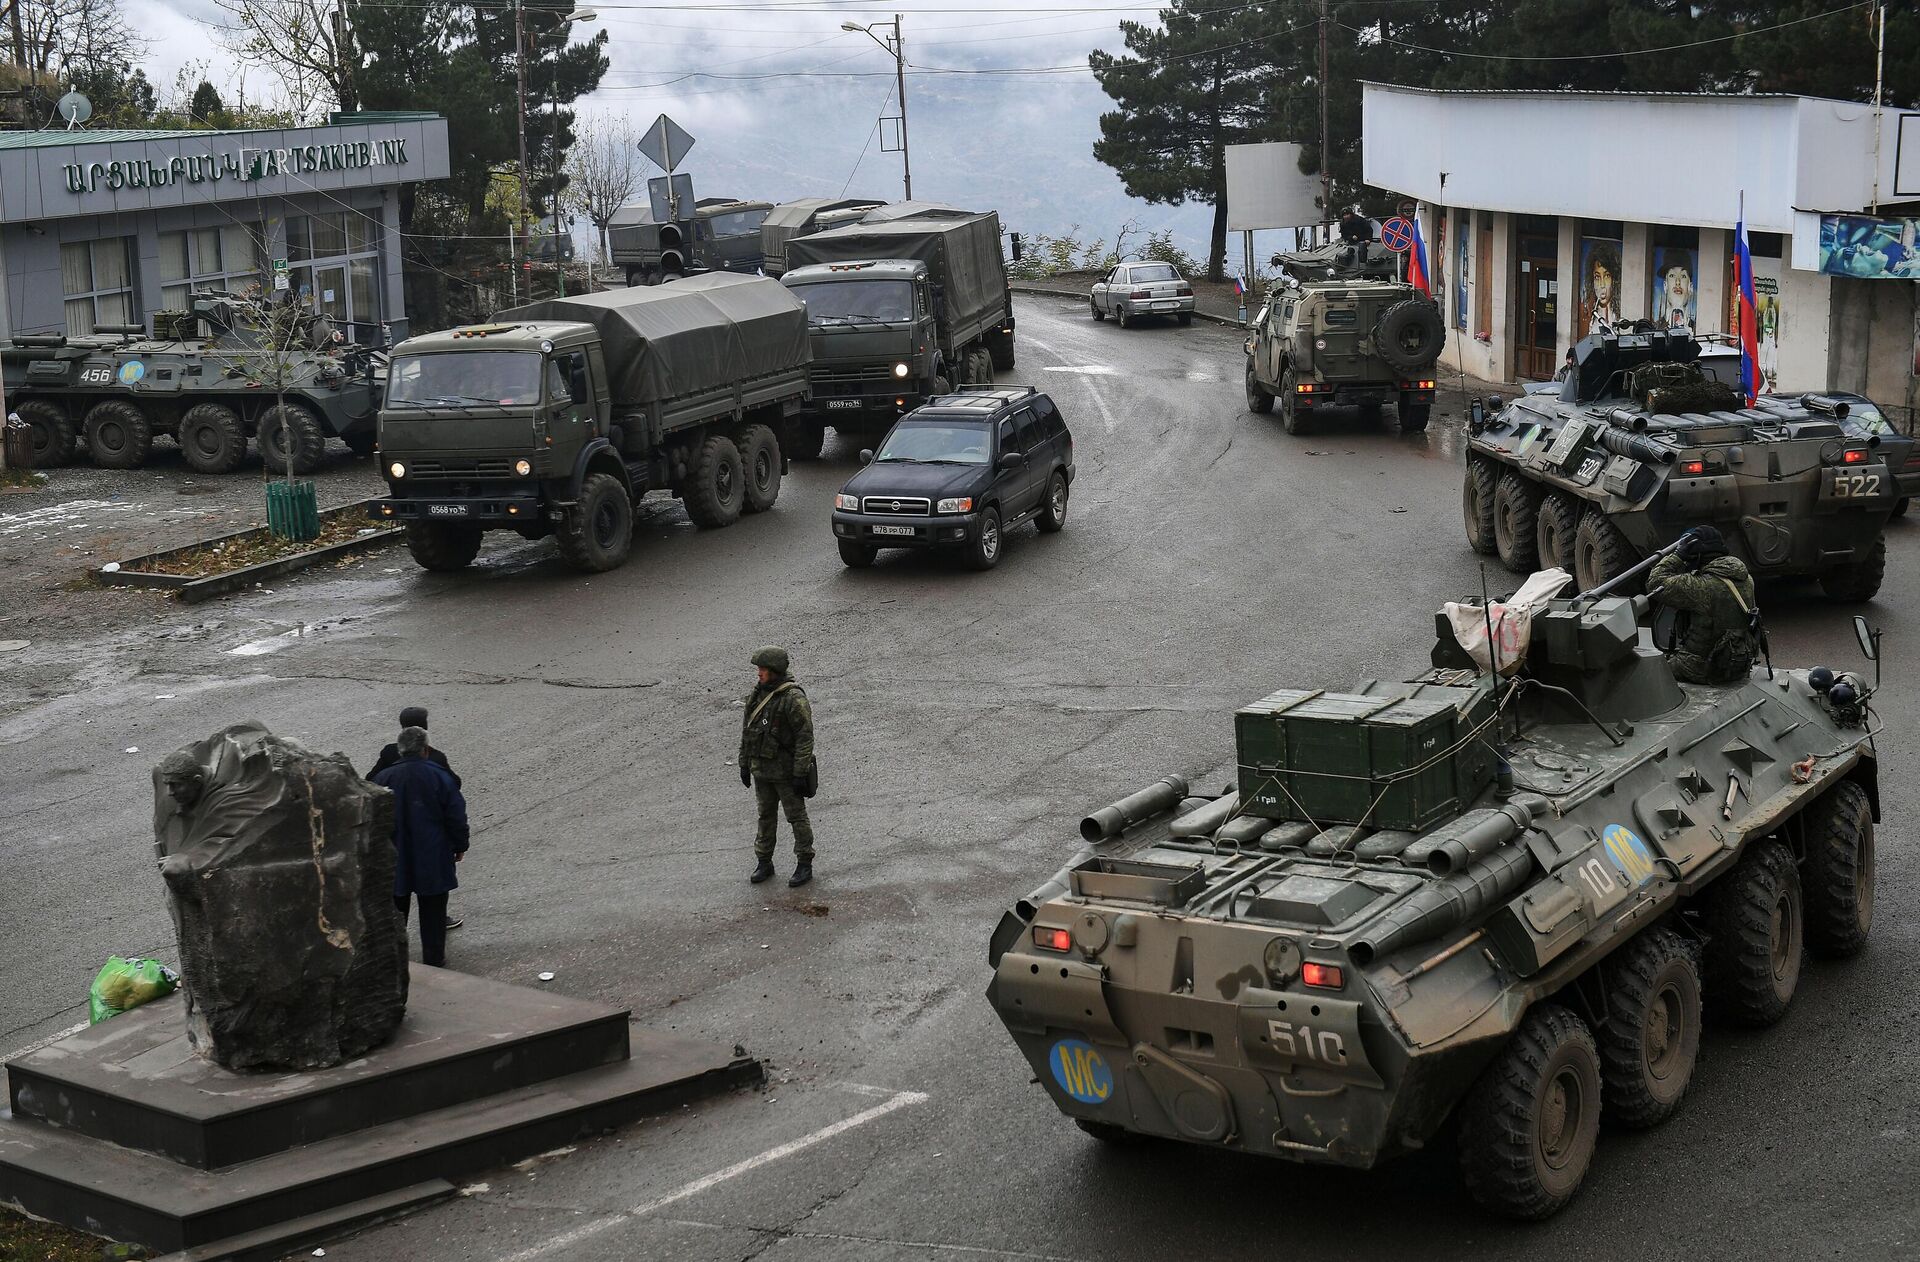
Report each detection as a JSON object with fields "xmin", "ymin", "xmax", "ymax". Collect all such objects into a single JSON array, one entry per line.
[
  {"xmin": 988, "ymin": 588, "xmax": 1882, "ymax": 1218},
  {"xmin": 1464, "ymin": 329, "xmax": 1896, "ymax": 601}
]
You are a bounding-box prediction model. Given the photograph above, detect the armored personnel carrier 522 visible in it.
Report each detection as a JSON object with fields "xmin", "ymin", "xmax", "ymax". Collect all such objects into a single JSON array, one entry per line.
[
  {"xmin": 988, "ymin": 585, "xmax": 1882, "ymax": 1219},
  {"xmin": 1464, "ymin": 328, "xmax": 1895, "ymax": 601}
]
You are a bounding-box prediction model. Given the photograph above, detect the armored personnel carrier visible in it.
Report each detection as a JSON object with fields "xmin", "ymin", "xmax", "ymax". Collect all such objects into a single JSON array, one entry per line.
[
  {"xmin": 0, "ymin": 292, "xmax": 384, "ymax": 475},
  {"xmin": 1465, "ymin": 328, "xmax": 1894, "ymax": 601},
  {"xmin": 1245, "ymin": 241, "xmax": 1443, "ymax": 434},
  {"xmin": 988, "ymin": 581, "xmax": 1881, "ymax": 1218}
]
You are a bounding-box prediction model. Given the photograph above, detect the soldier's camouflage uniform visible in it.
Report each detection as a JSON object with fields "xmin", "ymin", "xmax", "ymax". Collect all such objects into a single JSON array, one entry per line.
[
  {"xmin": 1649, "ymin": 552, "xmax": 1758, "ymax": 684},
  {"xmin": 741, "ymin": 668, "xmax": 816, "ymax": 861}
]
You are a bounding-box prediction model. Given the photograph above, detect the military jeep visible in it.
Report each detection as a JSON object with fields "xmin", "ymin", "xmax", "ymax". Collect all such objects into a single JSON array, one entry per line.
[{"xmin": 1244, "ymin": 242, "xmax": 1444, "ymax": 434}]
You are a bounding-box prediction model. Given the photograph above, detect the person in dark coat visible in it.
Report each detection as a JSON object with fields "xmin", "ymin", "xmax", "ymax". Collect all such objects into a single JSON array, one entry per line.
[
  {"xmin": 370, "ymin": 726, "xmax": 470, "ymax": 967},
  {"xmin": 369, "ymin": 706, "xmax": 465, "ymax": 931}
]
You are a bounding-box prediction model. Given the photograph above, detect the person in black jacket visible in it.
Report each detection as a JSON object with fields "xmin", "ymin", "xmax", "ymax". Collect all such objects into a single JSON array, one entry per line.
[
  {"xmin": 369, "ymin": 706, "xmax": 465, "ymax": 930},
  {"xmin": 370, "ymin": 726, "xmax": 470, "ymax": 968}
]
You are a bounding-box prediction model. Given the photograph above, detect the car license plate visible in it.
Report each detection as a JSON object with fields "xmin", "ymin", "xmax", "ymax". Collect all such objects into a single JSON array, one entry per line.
[
  {"xmin": 1153, "ymin": 301, "xmax": 1178, "ymax": 310},
  {"xmin": 872, "ymin": 524, "xmax": 915, "ymax": 537},
  {"xmin": 825, "ymin": 399, "xmax": 862, "ymax": 411},
  {"xmin": 427, "ymin": 503, "xmax": 470, "ymax": 517}
]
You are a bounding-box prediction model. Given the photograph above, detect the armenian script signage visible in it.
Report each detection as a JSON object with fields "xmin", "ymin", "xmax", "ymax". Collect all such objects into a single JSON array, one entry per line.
[{"xmin": 62, "ymin": 137, "xmax": 411, "ymax": 195}]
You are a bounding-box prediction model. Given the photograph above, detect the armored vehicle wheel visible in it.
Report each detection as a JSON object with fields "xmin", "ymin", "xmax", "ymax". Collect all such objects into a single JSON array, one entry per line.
[
  {"xmin": 1245, "ymin": 364, "xmax": 1274, "ymax": 414},
  {"xmin": 258, "ymin": 403, "xmax": 328, "ymax": 476},
  {"xmin": 1397, "ymin": 402, "xmax": 1430, "ymax": 433},
  {"xmin": 1493, "ymin": 471, "xmax": 1542, "ymax": 572},
  {"xmin": 1534, "ymin": 493, "xmax": 1581, "ymax": 573},
  {"xmin": 1704, "ymin": 837, "xmax": 1803, "ymax": 1027},
  {"xmin": 556, "ymin": 472, "xmax": 634, "ymax": 571},
  {"xmin": 1458, "ymin": 1003, "xmax": 1602, "ymax": 1220},
  {"xmin": 1375, "ymin": 298, "xmax": 1444, "ymax": 374},
  {"xmin": 16, "ymin": 400, "xmax": 76, "ymax": 467},
  {"xmin": 1462, "ymin": 458, "xmax": 1498, "ymax": 555},
  {"xmin": 1572, "ymin": 510, "xmax": 1638, "ymax": 594},
  {"xmin": 1801, "ymin": 781, "xmax": 1874, "ymax": 958},
  {"xmin": 838, "ymin": 539, "xmax": 876, "ymax": 568},
  {"xmin": 990, "ymin": 330, "xmax": 1016, "ymax": 371},
  {"xmin": 1038, "ymin": 472, "xmax": 1069, "ymax": 533},
  {"xmin": 83, "ymin": 400, "xmax": 153, "ymax": 470},
  {"xmin": 177, "ymin": 403, "xmax": 247, "ymax": 475},
  {"xmin": 1090, "ymin": 298, "xmax": 1105, "ymax": 321},
  {"xmin": 965, "ymin": 506, "xmax": 1003, "ymax": 571},
  {"xmin": 785, "ymin": 419, "xmax": 826, "ymax": 461},
  {"xmin": 405, "ymin": 521, "xmax": 483, "ymax": 571},
  {"xmin": 1278, "ymin": 368, "xmax": 1308, "ymax": 435},
  {"xmin": 1597, "ymin": 928, "xmax": 1702, "ymax": 1129},
  {"xmin": 343, "ymin": 430, "xmax": 377, "ymax": 458},
  {"xmin": 684, "ymin": 434, "xmax": 745, "ymax": 528},
  {"xmin": 1818, "ymin": 536, "xmax": 1885, "ymax": 603},
  {"xmin": 737, "ymin": 423, "xmax": 782, "ymax": 514}
]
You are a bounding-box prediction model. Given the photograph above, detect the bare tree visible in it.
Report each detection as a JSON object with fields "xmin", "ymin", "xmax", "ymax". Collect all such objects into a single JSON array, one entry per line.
[
  {"xmin": 566, "ymin": 112, "xmax": 644, "ymax": 268},
  {"xmin": 207, "ymin": 0, "xmax": 356, "ymax": 121}
]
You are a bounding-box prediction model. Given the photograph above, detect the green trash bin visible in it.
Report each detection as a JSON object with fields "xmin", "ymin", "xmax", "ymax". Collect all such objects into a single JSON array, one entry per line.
[{"xmin": 266, "ymin": 479, "xmax": 320, "ymax": 542}]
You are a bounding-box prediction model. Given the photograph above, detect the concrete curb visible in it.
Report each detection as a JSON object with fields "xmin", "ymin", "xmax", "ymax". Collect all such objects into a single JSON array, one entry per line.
[
  {"xmin": 1009, "ymin": 282, "xmax": 1248, "ymax": 330},
  {"xmin": 96, "ymin": 498, "xmax": 400, "ymax": 604}
]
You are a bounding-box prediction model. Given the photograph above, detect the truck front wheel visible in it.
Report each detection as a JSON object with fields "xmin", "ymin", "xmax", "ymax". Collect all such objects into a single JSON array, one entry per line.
[
  {"xmin": 737, "ymin": 423, "xmax": 782, "ymax": 513},
  {"xmin": 684, "ymin": 434, "xmax": 745, "ymax": 528},
  {"xmin": 556, "ymin": 472, "xmax": 634, "ymax": 571},
  {"xmin": 405, "ymin": 521, "xmax": 483, "ymax": 571},
  {"xmin": 989, "ymin": 329, "xmax": 1016, "ymax": 371}
]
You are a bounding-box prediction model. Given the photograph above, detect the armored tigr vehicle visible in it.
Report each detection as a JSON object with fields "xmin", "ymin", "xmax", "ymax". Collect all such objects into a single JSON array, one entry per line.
[
  {"xmin": 374, "ymin": 273, "xmax": 809, "ymax": 573},
  {"xmin": 760, "ymin": 197, "xmax": 887, "ymax": 277},
  {"xmin": 1465, "ymin": 329, "xmax": 1895, "ymax": 601},
  {"xmin": 609, "ymin": 199, "xmax": 773, "ymax": 288},
  {"xmin": 1244, "ymin": 241, "xmax": 1443, "ymax": 434},
  {"xmin": 988, "ymin": 589, "xmax": 1883, "ymax": 1218},
  {"xmin": 0, "ymin": 292, "xmax": 384, "ymax": 475},
  {"xmin": 781, "ymin": 211, "xmax": 1015, "ymax": 454}
]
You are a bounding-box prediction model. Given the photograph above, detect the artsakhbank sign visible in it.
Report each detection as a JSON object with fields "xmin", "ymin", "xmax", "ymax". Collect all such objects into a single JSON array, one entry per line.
[{"xmin": 62, "ymin": 136, "xmax": 411, "ymax": 195}]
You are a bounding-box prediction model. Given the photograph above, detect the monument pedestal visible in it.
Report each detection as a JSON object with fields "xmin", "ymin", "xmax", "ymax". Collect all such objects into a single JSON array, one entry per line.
[{"xmin": 0, "ymin": 967, "xmax": 760, "ymax": 1258}]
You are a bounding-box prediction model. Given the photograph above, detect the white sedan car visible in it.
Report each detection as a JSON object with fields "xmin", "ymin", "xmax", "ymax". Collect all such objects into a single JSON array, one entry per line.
[{"xmin": 1090, "ymin": 261, "xmax": 1195, "ymax": 328}]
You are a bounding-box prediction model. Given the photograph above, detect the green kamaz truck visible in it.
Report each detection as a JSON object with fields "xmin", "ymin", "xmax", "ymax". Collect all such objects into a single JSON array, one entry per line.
[{"xmin": 374, "ymin": 274, "xmax": 809, "ymax": 573}]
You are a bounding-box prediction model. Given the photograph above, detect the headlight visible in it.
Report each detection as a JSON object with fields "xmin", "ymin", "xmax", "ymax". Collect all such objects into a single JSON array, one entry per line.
[
  {"xmin": 835, "ymin": 493, "xmax": 860, "ymax": 511},
  {"xmin": 513, "ymin": 458, "xmax": 533, "ymax": 477},
  {"xmin": 936, "ymin": 497, "xmax": 973, "ymax": 513},
  {"xmin": 892, "ymin": 362, "xmax": 910, "ymax": 379},
  {"xmin": 387, "ymin": 461, "xmax": 406, "ymax": 479}
]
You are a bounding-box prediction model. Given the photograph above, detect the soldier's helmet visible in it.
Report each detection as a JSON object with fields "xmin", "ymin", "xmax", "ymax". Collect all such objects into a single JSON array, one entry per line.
[{"xmin": 751, "ymin": 646, "xmax": 790, "ymax": 674}]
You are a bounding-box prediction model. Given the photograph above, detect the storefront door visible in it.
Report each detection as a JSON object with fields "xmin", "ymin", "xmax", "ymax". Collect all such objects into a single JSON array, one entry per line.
[{"xmin": 1516, "ymin": 235, "xmax": 1558, "ymax": 380}]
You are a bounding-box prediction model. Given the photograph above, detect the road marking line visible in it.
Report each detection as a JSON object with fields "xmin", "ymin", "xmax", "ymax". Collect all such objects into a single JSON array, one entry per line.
[
  {"xmin": 661, "ymin": 1218, "xmax": 1087, "ymax": 1261},
  {"xmin": 1, "ymin": 1020, "xmax": 89, "ymax": 1062},
  {"xmin": 1041, "ymin": 365, "xmax": 1117, "ymax": 376},
  {"xmin": 495, "ymin": 1087, "xmax": 930, "ymax": 1262}
]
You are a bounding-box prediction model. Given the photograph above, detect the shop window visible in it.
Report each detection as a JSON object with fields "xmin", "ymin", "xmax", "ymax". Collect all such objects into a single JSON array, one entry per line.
[
  {"xmin": 287, "ymin": 209, "xmax": 383, "ymax": 337},
  {"xmin": 159, "ymin": 223, "xmax": 263, "ymax": 310},
  {"xmin": 60, "ymin": 237, "xmax": 135, "ymax": 337}
]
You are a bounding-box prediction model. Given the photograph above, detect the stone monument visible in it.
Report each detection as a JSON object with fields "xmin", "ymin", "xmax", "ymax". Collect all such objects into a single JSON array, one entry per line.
[{"xmin": 154, "ymin": 722, "xmax": 408, "ymax": 1070}]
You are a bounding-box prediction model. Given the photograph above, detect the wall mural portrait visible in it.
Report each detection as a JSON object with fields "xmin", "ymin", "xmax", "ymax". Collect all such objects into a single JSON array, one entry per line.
[
  {"xmin": 1819, "ymin": 214, "xmax": 1920, "ymax": 278},
  {"xmin": 1652, "ymin": 246, "xmax": 1698, "ymax": 332},
  {"xmin": 1578, "ymin": 238, "xmax": 1624, "ymax": 338}
]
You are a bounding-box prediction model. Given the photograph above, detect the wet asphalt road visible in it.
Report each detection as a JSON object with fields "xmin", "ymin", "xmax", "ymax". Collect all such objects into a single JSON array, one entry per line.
[{"xmin": 2, "ymin": 294, "xmax": 1916, "ymax": 1260}]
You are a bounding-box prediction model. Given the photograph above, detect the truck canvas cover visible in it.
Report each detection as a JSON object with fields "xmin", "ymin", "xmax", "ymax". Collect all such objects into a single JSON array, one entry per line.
[
  {"xmin": 786, "ymin": 212, "xmax": 1009, "ymax": 337},
  {"xmin": 498, "ymin": 273, "xmax": 808, "ymax": 409},
  {"xmin": 857, "ymin": 201, "xmax": 972, "ymax": 223},
  {"xmin": 761, "ymin": 198, "xmax": 885, "ymax": 274}
]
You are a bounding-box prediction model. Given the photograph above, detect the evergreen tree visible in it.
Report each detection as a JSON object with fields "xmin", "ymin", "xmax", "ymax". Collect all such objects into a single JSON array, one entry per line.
[{"xmin": 188, "ymin": 80, "xmax": 227, "ymax": 127}]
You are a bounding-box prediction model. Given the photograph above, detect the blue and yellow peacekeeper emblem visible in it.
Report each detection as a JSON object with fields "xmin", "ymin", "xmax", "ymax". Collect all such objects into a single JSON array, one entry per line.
[
  {"xmin": 1049, "ymin": 1038, "xmax": 1113, "ymax": 1104},
  {"xmin": 117, "ymin": 360, "xmax": 145, "ymax": 384},
  {"xmin": 1601, "ymin": 824, "xmax": 1657, "ymax": 887}
]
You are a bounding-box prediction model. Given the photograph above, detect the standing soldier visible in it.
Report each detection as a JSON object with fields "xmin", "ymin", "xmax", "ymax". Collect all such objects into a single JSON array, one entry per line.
[{"xmin": 740, "ymin": 646, "xmax": 817, "ymax": 887}]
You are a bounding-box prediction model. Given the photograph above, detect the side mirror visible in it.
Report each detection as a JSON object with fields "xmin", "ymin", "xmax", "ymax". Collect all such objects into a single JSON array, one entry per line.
[
  {"xmin": 998, "ymin": 451, "xmax": 1023, "ymax": 471},
  {"xmin": 1854, "ymin": 615, "xmax": 1878, "ymax": 661},
  {"xmin": 858, "ymin": 448, "xmax": 874, "ymax": 465}
]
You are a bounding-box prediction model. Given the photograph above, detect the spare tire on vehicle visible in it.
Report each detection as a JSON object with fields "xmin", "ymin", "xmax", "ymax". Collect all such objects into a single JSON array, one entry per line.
[{"xmin": 1375, "ymin": 299, "xmax": 1444, "ymax": 374}]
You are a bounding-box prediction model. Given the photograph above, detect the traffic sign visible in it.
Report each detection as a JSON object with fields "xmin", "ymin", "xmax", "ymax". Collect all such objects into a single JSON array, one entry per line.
[
  {"xmin": 637, "ymin": 114, "xmax": 695, "ymax": 174},
  {"xmin": 1381, "ymin": 216, "xmax": 1415, "ymax": 254}
]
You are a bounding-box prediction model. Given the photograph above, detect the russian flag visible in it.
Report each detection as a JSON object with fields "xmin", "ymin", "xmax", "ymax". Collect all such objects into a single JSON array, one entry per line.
[
  {"xmin": 1733, "ymin": 211, "xmax": 1760, "ymax": 406},
  {"xmin": 1407, "ymin": 214, "xmax": 1431, "ymax": 297},
  {"xmin": 1233, "ymin": 274, "xmax": 1246, "ymax": 297}
]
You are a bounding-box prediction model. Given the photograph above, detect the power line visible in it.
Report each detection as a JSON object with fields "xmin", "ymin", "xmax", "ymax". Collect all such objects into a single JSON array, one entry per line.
[
  {"xmin": 840, "ymin": 78, "xmax": 895, "ymax": 196},
  {"xmin": 1347, "ymin": 0, "xmax": 1871, "ymax": 62}
]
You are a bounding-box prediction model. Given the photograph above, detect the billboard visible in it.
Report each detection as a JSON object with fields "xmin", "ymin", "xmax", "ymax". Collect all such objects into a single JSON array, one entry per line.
[
  {"xmin": 1817, "ymin": 214, "xmax": 1920, "ymax": 279},
  {"xmin": 1224, "ymin": 142, "xmax": 1322, "ymax": 232}
]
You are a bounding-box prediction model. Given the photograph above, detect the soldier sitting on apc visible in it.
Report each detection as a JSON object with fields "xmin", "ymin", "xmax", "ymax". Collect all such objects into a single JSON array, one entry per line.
[{"xmin": 1647, "ymin": 526, "xmax": 1760, "ymax": 684}]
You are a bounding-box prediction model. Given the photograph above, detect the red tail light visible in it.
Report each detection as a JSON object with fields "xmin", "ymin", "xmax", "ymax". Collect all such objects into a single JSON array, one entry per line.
[
  {"xmin": 1176, "ymin": 284, "xmax": 1193, "ymax": 296},
  {"xmin": 1130, "ymin": 289, "xmax": 1151, "ymax": 300},
  {"xmin": 1033, "ymin": 926, "xmax": 1071, "ymax": 952},
  {"xmin": 1680, "ymin": 459, "xmax": 1706, "ymax": 475},
  {"xmin": 1301, "ymin": 961, "xmax": 1344, "ymax": 989},
  {"xmin": 1842, "ymin": 448, "xmax": 1869, "ymax": 465}
]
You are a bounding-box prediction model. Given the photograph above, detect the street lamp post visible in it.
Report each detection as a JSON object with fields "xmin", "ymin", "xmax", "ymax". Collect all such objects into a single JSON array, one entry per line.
[{"xmin": 841, "ymin": 15, "xmax": 910, "ymax": 200}]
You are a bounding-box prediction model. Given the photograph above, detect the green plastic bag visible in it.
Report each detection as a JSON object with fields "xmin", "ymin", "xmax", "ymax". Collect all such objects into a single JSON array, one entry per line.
[{"xmin": 88, "ymin": 956, "xmax": 179, "ymax": 1025}]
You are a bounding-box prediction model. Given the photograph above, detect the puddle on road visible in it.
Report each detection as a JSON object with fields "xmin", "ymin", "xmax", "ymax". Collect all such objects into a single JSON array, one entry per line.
[{"xmin": 227, "ymin": 617, "xmax": 359, "ymax": 657}]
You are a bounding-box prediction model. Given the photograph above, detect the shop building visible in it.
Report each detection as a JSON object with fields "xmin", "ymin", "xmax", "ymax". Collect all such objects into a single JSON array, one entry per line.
[
  {"xmin": 1362, "ymin": 84, "xmax": 1920, "ymax": 414},
  {"xmin": 0, "ymin": 112, "xmax": 449, "ymax": 344}
]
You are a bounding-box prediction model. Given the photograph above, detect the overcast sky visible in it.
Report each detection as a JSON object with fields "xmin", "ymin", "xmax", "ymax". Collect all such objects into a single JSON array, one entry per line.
[{"xmin": 127, "ymin": 0, "xmax": 1242, "ymax": 264}]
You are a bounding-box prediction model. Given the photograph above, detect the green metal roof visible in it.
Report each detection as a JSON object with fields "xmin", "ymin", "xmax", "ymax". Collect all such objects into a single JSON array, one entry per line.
[{"xmin": 0, "ymin": 127, "xmax": 249, "ymax": 149}]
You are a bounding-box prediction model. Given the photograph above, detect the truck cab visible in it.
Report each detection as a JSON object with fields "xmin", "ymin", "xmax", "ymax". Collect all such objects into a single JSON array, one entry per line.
[{"xmin": 781, "ymin": 259, "xmax": 942, "ymax": 439}]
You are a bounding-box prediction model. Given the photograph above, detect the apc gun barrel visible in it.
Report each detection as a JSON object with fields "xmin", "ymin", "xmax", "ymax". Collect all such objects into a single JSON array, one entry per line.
[
  {"xmin": 1349, "ymin": 845, "xmax": 1535, "ymax": 966},
  {"xmin": 1593, "ymin": 423, "xmax": 1675, "ymax": 465},
  {"xmin": 1575, "ymin": 532, "xmax": 1693, "ymax": 601},
  {"xmin": 1080, "ymin": 774, "xmax": 1191, "ymax": 842}
]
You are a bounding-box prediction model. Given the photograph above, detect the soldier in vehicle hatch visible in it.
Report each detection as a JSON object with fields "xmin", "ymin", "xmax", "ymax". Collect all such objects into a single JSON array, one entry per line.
[
  {"xmin": 740, "ymin": 646, "xmax": 818, "ymax": 887},
  {"xmin": 1648, "ymin": 526, "xmax": 1760, "ymax": 684}
]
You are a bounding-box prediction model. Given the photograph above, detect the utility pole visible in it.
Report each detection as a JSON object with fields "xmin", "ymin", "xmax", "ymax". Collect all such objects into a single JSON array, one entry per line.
[
  {"xmin": 1870, "ymin": 3, "xmax": 1886, "ymax": 211},
  {"xmin": 843, "ymin": 16, "xmax": 911, "ymax": 199},
  {"xmin": 513, "ymin": 0, "xmax": 529, "ymax": 304},
  {"xmin": 1318, "ymin": 0, "xmax": 1330, "ymax": 239}
]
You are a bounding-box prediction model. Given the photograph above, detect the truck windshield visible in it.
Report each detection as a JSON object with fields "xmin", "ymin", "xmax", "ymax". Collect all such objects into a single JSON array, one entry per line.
[
  {"xmin": 708, "ymin": 208, "xmax": 769, "ymax": 238},
  {"xmin": 387, "ymin": 351, "xmax": 543, "ymax": 407},
  {"xmin": 791, "ymin": 280, "xmax": 914, "ymax": 325},
  {"xmin": 874, "ymin": 422, "xmax": 990, "ymax": 465}
]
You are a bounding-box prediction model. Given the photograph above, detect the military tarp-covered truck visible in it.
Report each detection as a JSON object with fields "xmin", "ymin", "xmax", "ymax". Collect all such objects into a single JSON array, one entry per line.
[
  {"xmin": 375, "ymin": 273, "xmax": 809, "ymax": 573},
  {"xmin": 759, "ymin": 198, "xmax": 887, "ymax": 277},
  {"xmin": 609, "ymin": 200, "xmax": 773, "ymax": 288},
  {"xmin": 0, "ymin": 292, "xmax": 385, "ymax": 475},
  {"xmin": 780, "ymin": 210, "xmax": 1015, "ymax": 455}
]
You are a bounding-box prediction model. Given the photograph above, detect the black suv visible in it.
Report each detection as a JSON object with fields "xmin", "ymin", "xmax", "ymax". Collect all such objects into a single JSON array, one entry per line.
[{"xmin": 831, "ymin": 386, "xmax": 1075, "ymax": 569}]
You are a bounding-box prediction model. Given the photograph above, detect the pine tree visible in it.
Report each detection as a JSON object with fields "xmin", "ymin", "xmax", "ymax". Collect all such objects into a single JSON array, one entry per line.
[{"xmin": 188, "ymin": 80, "xmax": 227, "ymax": 127}]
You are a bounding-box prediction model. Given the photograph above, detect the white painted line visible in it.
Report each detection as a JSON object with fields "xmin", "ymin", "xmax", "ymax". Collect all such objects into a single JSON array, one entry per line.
[
  {"xmin": 1041, "ymin": 365, "xmax": 1117, "ymax": 376},
  {"xmin": 495, "ymin": 1087, "xmax": 930, "ymax": 1262},
  {"xmin": 1, "ymin": 1020, "xmax": 89, "ymax": 1062}
]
